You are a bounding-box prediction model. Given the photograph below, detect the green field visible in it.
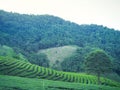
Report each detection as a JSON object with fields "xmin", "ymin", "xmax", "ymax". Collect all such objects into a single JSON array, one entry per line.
[
  {"xmin": 38, "ymin": 45, "xmax": 79, "ymax": 67},
  {"xmin": 0, "ymin": 75, "xmax": 120, "ymax": 90},
  {"xmin": 0, "ymin": 56, "xmax": 120, "ymax": 89}
]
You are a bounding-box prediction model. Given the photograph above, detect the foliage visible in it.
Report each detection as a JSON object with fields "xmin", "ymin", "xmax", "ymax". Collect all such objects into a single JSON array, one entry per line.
[
  {"xmin": 28, "ymin": 53, "xmax": 49, "ymax": 67},
  {"xmin": 84, "ymin": 50, "xmax": 112, "ymax": 84},
  {"xmin": 61, "ymin": 51, "xmax": 84, "ymax": 72},
  {"xmin": 61, "ymin": 46, "xmax": 100, "ymax": 72}
]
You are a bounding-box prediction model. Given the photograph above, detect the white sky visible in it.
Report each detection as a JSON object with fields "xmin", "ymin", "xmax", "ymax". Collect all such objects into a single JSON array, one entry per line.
[{"xmin": 0, "ymin": 0, "xmax": 120, "ymax": 30}]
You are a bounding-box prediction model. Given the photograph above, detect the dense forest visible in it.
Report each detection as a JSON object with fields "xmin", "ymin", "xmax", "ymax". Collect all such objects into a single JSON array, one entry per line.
[{"xmin": 0, "ymin": 10, "xmax": 120, "ymax": 76}]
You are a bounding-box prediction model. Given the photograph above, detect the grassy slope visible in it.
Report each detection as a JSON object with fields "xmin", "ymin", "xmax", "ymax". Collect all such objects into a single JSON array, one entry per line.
[
  {"xmin": 38, "ymin": 45, "xmax": 79, "ymax": 66},
  {"xmin": 0, "ymin": 75, "xmax": 120, "ymax": 90},
  {"xmin": 0, "ymin": 45, "xmax": 28, "ymax": 62},
  {"xmin": 0, "ymin": 45, "xmax": 15, "ymax": 57}
]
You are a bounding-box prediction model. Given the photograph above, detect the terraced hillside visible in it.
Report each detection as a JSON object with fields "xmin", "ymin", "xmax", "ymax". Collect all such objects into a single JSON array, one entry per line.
[{"xmin": 0, "ymin": 56, "xmax": 120, "ymax": 87}]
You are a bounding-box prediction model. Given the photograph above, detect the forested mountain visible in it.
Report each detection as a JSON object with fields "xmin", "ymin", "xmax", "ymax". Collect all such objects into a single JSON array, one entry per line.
[{"xmin": 0, "ymin": 10, "xmax": 120, "ymax": 75}]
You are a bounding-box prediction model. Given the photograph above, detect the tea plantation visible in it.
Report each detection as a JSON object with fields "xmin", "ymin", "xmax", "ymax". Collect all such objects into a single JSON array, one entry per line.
[{"xmin": 0, "ymin": 56, "xmax": 120, "ymax": 90}]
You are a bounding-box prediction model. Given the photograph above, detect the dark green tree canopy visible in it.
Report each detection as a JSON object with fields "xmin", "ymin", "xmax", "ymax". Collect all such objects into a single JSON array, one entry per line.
[
  {"xmin": 84, "ymin": 50, "xmax": 112, "ymax": 74},
  {"xmin": 29, "ymin": 53, "xmax": 49, "ymax": 67},
  {"xmin": 84, "ymin": 50, "xmax": 112, "ymax": 84}
]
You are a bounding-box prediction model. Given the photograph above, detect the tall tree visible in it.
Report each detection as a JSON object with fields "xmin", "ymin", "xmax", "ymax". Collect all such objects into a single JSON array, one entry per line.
[{"xmin": 84, "ymin": 50, "xmax": 112, "ymax": 85}]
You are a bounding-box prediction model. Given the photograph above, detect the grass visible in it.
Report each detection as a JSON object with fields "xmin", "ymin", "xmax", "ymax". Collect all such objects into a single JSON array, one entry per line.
[
  {"xmin": 0, "ymin": 45, "xmax": 28, "ymax": 62},
  {"xmin": 0, "ymin": 45, "xmax": 15, "ymax": 57},
  {"xmin": 0, "ymin": 56, "xmax": 120, "ymax": 88},
  {"xmin": 38, "ymin": 45, "xmax": 79, "ymax": 67},
  {"xmin": 0, "ymin": 75, "xmax": 120, "ymax": 90}
]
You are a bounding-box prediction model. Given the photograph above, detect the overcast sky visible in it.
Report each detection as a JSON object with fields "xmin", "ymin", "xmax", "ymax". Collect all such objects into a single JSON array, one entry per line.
[{"xmin": 0, "ymin": 0, "xmax": 120, "ymax": 30}]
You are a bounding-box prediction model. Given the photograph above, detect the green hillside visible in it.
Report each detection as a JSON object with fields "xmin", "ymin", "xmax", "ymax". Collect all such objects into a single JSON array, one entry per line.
[
  {"xmin": 0, "ymin": 10, "xmax": 120, "ymax": 75},
  {"xmin": 0, "ymin": 56, "xmax": 120, "ymax": 88},
  {"xmin": 0, "ymin": 75, "xmax": 120, "ymax": 90},
  {"xmin": 0, "ymin": 10, "xmax": 120, "ymax": 89},
  {"xmin": 38, "ymin": 45, "xmax": 79, "ymax": 67}
]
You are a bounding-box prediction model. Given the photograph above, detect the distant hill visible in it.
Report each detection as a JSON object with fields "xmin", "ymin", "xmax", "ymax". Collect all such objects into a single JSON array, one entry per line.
[{"xmin": 0, "ymin": 10, "xmax": 120, "ymax": 75}]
